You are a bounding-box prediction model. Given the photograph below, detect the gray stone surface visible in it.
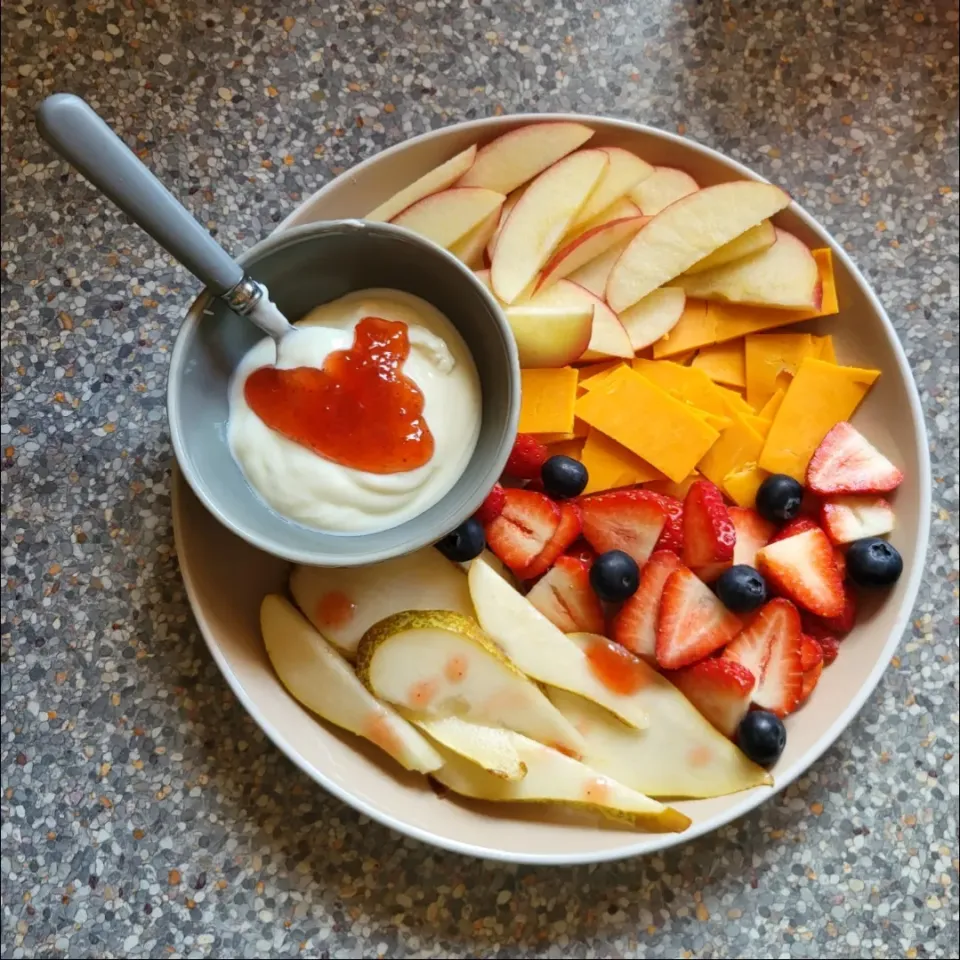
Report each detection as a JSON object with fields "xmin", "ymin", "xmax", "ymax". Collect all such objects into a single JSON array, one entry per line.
[{"xmin": 1, "ymin": 0, "xmax": 958, "ymax": 957}]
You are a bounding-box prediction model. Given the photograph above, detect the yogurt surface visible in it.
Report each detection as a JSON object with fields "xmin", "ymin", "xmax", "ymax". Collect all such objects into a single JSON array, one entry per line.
[{"xmin": 228, "ymin": 289, "xmax": 481, "ymax": 533}]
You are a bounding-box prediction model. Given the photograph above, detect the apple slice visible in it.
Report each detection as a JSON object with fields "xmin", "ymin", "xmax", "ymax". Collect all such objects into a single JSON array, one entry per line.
[
  {"xmin": 567, "ymin": 238, "xmax": 632, "ymax": 297},
  {"xmin": 618, "ymin": 287, "xmax": 687, "ymax": 351},
  {"xmin": 406, "ymin": 713, "xmax": 526, "ymax": 780},
  {"xmin": 606, "ymin": 181, "xmax": 792, "ymax": 312},
  {"xmin": 457, "ymin": 120, "xmax": 595, "ymax": 194},
  {"xmin": 429, "ymin": 730, "xmax": 691, "ymax": 832},
  {"xmin": 468, "ymin": 557, "xmax": 649, "ymax": 729},
  {"xmin": 570, "ymin": 147, "xmax": 655, "ymax": 227},
  {"xmin": 289, "ymin": 546, "xmax": 473, "ymax": 660},
  {"xmin": 536, "ymin": 215, "xmax": 649, "ymax": 292},
  {"xmin": 449, "ymin": 208, "xmax": 500, "ymax": 268},
  {"xmin": 491, "ymin": 149, "xmax": 609, "ymax": 304},
  {"xmin": 503, "ymin": 302, "xmax": 593, "ymax": 367},
  {"xmin": 683, "ymin": 220, "xmax": 777, "ymax": 275},
  {"xmin": 365, "ymin": 144, "xmax": 478, "ymax": 223},
  {"xmin": 485, "ymin": 185, "xmax": 526, "ymax": 261},
  {"xmin": 523, "ymin": 279, "xmax": 632, "ymax": 360},
  {"xmin": 260, "ymin": 595, "xmax": 443, "ymax": 773},
  {"xmin": 391, "ymin": 186, "xmax": 505, "ymax": 249},
  {"xmin": 628, "ymin": 166, "xmax": 699, "ymax": 214},
  {"xmin": 356, "ymin": 609, "xmax": 585, "ymax": 756},
  {"xmin": 676, "ymin": 228, "xmax": 821, "ymax": 310}
]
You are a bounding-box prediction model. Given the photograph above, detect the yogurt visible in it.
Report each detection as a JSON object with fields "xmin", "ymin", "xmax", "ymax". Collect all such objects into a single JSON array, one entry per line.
[{"xmin": 228, "ymin": 289, "xmax": 481, "ymax": 533}]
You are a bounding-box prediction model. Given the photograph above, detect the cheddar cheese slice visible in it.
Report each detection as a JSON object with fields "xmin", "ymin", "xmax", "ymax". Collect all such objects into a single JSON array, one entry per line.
[
  {"xmin": 758, "ymin": 358, "xmax": 880, "ymax": 480},
  {"xmin": 697, "ymin": 414, "xmax": 765, "ymax": 491},
  {"xmin": 644, "ymin": 471, "xmax": 703, "ymax": 499},
  {"xmin": 757, "ymin": 386, "xmax": 786, "ymax": 422},
  {"xmin": 652, "ymin": 299, "xmax": 711, "ymax": 358},
  {"xmin": 691, "ymin": 339, "xmax": 746, "ymax": 388},
  {"xmin": 545, "ymin": 437, "xmax": 586, "ymax": 461},
  {"xmin": 534, "ymin": 418, "xmax": 589, "ymax": 444},
  {"xmin": 519, "ymin": 368, "xmax": 579, "ymax": 434},
  {"xmin": 744, "ymin": 333, "xmax": 820, "ymax": 409},
  {"xmin": 575, "ymin": 366, "xmax": 719, "ymax": 482},
  {"xmin": 579, "ymin": 362, "xmax": 627, "ymax": 392},
  {"xmin": 580, "ymin": 428, "xmax": 662, "ymax": 494},
  {"xmin": 722, "ymin": 464, "xmax": 769, "ymax": 508},
  {"xmin": 632, "ymin": 359, "xmax": 731, "ymax": 419},
  {"xmin": 814, "ymin": 334, "xmax": 837, "ymax": 363},
  {"xmin": 716, "ymin": 385, "xmax": 757, "ymax": 417}
]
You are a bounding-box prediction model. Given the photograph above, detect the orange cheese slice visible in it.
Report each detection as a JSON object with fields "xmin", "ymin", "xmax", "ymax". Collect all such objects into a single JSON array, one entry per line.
[
  {"xmin": 632, "ymin": 358, "xmax": 731, "ymax": 419},
  {"xmin": 580, "ymin": 428, "xmax": 663, "ymax": 494},
  {"xmin": 722, "ymin": 464, "xmax": 769, "ymax": 508},
  {"xmin": 652, "ymin": 299, "xmax": 712, "ymax": 358},
  {"xmin": 814, "ymin": 334, "xmax": 837, "ymax": 363},
  {"xmin": 544, "ymin": 437, "xmax": 586, "ymax": 461},
  {"xmin": 519, "ymin": 367, "xmax": 579, "ymax": 434},
  {"xmin": 691, "ymin": 339, "xmax": 746, "ymax": 388},
  {"xmin": 757, "ymin": 386, "xmax": 787, "ymax": 422},
  {"xmin": 575, "ymin": 366, "xmax": 719, "ymax": 482},
  {"xmin": 744, "ymin": 332, "xmax": 820, "ymax": 409},
  {"xmin": 758, "ymin": 358, "xmax": 880, "ymax": 480},
  {"xmin": 643, "ymin": 471, "xmax": 703, "ymax": 500},
  {"xmin": 698, "ymin": 414, "xmax": 766, "ymax": 490}
]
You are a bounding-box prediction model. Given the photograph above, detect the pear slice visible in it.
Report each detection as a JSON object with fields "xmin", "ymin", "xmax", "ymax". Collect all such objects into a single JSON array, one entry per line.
[
  {"xmin": 550, "ymin": 634, "xmax": 772, "ymax": 799},
  {"xmin": 289, "ymin": 546, "xmax": 473, "ymax": 660},
  {"xmin": 355, "ymin": 610, "xmax": 585, "ymax": 757},
  {"xmin": 429, "ymin": 731, "xmax": 691, "ymax": 833},
  {"xmin": 260, "ymin": 595, "xmax": 442, "ymax": 773},
  {"xmin": 404, "ymin": 713, "xmax": 526, "ymax": 781},
  {"xmin": 467, "ymin": 558, "xmax": 649, "ymax": 730}
]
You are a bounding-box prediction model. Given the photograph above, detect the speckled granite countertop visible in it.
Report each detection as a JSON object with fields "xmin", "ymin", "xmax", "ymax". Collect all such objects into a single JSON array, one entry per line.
[{"xmin": 2, "ymin": 1, "xmax": 958, "ymax": 957}]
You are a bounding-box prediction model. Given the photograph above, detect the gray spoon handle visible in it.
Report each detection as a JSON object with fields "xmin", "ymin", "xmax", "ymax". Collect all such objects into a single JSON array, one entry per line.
[{"xmin": 36, "ymin": 93, "xmax": 244, "ymax": 296}]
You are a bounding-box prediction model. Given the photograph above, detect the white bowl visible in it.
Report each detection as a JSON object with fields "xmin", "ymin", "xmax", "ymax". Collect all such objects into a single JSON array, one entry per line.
[{"xmin": 173, "ymin": 114, "xmax": 930, "ymax": 864}]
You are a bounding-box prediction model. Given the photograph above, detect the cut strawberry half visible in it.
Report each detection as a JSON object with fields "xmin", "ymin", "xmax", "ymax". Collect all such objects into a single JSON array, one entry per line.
[
  {"xmin": 518, "ymin": 500, "xmax": 583, "ymax": 579},
  {"xmin": 756, "ymin": 528, "xmax": 845, "ymax": 619},
  {"xmin": 768, "ymin": 516, "xmax": 821, "ymax": 544},
  {"xmin": 729, "ymin": 507, "xmax": 775, "ymax": 568},
  {"xmin": 504, "ymin": 433, "xmax": 550, "ymax": 481},
  {"xmin": 525, "ymin": 555, "xmax": 605, "ymax": 634},
  {"xmin": 646, "ymin": 492, "xmax": 684, "ymax": 556},
  {"xmin": 682, "ymin": 480, "xmax": 736, "ymax": 582},
  {"xmin": 483, "ymin": 488, "xmax": 561, "ymax": 574},
  {"xmin": 667, "ymin": 658, "xmax": 756, "ymax": 738},
  {"xmin": 611, "ymin": 549, "xmax": 682, "ymax": 659},
  {"xmin": 564, "ymin": 539, "xmax": 598, "ymax": 568},
  {"xmin": 799, "ymin": 659, "xmax": 823, "ymax": 704},
  {"xmin": 815, "ymin": 634, "xmax": 840, "ymax": 666},
  {"xmin": 806, "ymin": 421, "xmax": 904, "ymax": 495},
  {"xmin": 475, "ymin": 483, "xmax": 507, "ymax": 524},
  {"xmin": 801, "ymin": 585, "xmax": 857, "ymax": 638},
  {"xmin": 723, "ymin": 598, "xmax": 803, "ymax": 717},
  {"xmin": 820, "ymin": 495, "xmax": 895, "ymax": 545},
  {"xmin": 655, "ymin": 566, "xmax": 743, "ymax": 670},
  {"xmin": 578, "ymin": 489, "xmax": 667, "ymax": 566},
  {"xmin": 799, "ymin": 633, "xmax": 824, "ymax": 672}
]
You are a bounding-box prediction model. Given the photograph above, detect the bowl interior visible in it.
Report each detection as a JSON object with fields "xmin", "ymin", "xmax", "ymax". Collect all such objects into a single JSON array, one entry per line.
[
  {"xmin": 174, "ymin": 116, "xmax": 929, "ymax": 863},
  {"xmin": 169, "ymin": 221, "xmax": 518, "ymax": 566}
]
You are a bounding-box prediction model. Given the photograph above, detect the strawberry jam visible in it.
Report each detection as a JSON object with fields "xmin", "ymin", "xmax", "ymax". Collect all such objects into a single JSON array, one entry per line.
[{"xmin": 244, "ymin": 316, "xmax": 434, "ymax": 474}]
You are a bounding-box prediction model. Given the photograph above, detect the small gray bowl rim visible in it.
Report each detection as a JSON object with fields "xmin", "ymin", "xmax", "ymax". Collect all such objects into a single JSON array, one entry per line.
[{"xmin": 167, "ymin": 218, "xmax": 519, "ymax": 566}]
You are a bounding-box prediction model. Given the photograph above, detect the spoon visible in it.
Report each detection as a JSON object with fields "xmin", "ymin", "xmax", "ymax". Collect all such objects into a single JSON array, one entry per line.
[{"xmin": 36, "ymin": 93, "xmax": 294, "ymax": 347}]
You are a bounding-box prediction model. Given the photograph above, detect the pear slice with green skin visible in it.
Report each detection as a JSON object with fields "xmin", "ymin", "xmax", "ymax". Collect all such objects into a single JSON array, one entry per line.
[
  {"xmin": 290, "ymin": 546, "xmax": 474, "ymax": 661},
  {"xmin": 356, "ymin": 610, "xmax": 586, "ymax": 758},
  {"xmin": 260, "ymin": 595, "xmax": 442, "ymax": 774},
  {"xmin": 402, "ymin": 713, "xmax": 526, "ymax": 781},
  {"xmin": 467, "ymin": 558, "xmax": 649, "ymax": 730},
  {"xmin": 429, "ymin": 730, "xmax": 691, "ymax": 833},
  {"xmin": 550, "ymin": 634, "xmax": 772, "ymax": 800}
]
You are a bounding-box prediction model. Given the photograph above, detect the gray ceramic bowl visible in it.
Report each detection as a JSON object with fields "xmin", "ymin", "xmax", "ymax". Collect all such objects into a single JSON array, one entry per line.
[{"xmin": 167, "ymin": 219, "xmax": 519, "ymax": 566}]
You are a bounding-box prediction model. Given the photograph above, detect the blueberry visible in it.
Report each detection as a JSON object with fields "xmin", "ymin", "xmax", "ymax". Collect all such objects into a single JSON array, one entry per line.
[
  {"xmin": 589, "ymin": 549, "xmax": 640, "ymax": 602},
  {"xmin": 435, "ymin": 517, "xmax": 485, "ymax": 563},
  {"xmin": 716, "ymin": 564, "xmax": 769, "ymax": 613},
  {"xmin": 540, "ymin": 455, "xmax": 588, "ymax": 499},
  {"xmin": 846, "ymin": 537, "xmax": 903, "ymax": 588},
  {"xmin": 737, "ymin": 710, "xmax": 786, "ymax": 767},
  {"xmin": 756, "ymin": 473, "xmax": 804, "ymax": 523}
]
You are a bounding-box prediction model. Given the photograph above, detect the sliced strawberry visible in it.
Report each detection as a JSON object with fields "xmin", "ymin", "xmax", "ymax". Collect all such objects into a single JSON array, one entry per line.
[
  {"xmin": 800, "ymin": 633, "xmax": 824, "ymax": 672},
  {"xmin": 564, "ymin": 539, "xmax": 597, "ymax": 567},
  {"xmin": 756, "ymin": 528, "xmax": 845, "ymax": 619},
  {"xmin": 730, "ymin": 507, "xmax": 775, "ymax": 567},
  {"xmin": 475, "ymin": 483, "xmax": 507, "ymax": 524},
  {"xmin": 504, "ymin": 434, "xmax": 550, "ymax": 481},
  {"xmin": 667, "ymin": 658, "xmax": 756, "ymax": 738},
  {"xmin": 723, "ymin": 598, "xmax": 803, "ymax": 716},
  {"xmin": 815, "ymin": 634, "xmax": 840, "ymax": 666},
  {"xmin": 518, "ymin": 500, "xmax": 583, "ymax": 579},
  {"xmin": 769, "ymin": 516, "xmax": 821, "ymax": 544},
  {"xmin": 833, "ymin": 548, "xmax": 847, "ymax": 581},
  {"xmin": 578, "ymin": 489, "xmax": 667, "ymax": 566},
  {"xmin": 799, "ymin": 659, "xmax": 823, "ymax": 703},
  {"xmin": 483, "ymin": 488, "xmax": 560, "ymax": 574},
  {"xmin": 611, "ymin": 550, "xmax": 682, "ymax": 659},
  {"xmin": 806, "ymin": 421, "xmax": 904, "ymax": 495},
  {"xmin": 820, "ymin": 495, "xmax": 895, "ymax": 545},
  {"xmin": 655, "ymin": 566, "xmax": 743, "ymax": 670},
  {"xmin": 801, "ymin": 585, "xmax": 857, "ymax": 638},
  {"xmin": 682, "ymin": 480, "xmax": 736, "ymax": 582},
  {"xmin": 647, "ymin": 492, "xmax": 684, "ymax": 556},
  {"xmin": 525, "ymin": 555, "xmax": 605, "ymax": 634}
]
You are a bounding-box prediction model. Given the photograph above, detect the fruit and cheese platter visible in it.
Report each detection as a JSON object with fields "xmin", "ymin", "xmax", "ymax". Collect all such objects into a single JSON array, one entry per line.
[{"xmin": 249, "ymin": 119, "xmax": 912, "ymax": 839}]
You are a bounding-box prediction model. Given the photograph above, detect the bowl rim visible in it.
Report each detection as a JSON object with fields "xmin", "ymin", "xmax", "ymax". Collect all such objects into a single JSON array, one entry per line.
[
  {"xmin": 174, "ymin": 112, "xmax": 931, "ymax": 865},
  {"xmin": 167, "ymin": 217, "xmax": 519, "ymax": 567}
]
